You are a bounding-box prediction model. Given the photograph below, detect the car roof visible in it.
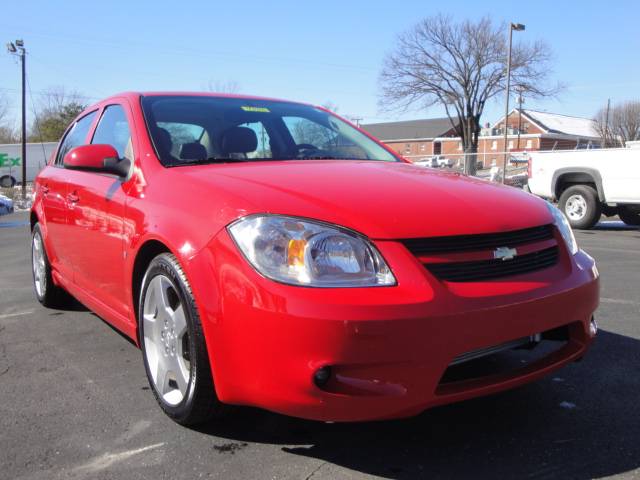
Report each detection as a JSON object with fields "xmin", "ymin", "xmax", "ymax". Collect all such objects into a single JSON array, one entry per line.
[{"xmin": 88, "ymin": 91, "xmax": 312, "ymax": 110}]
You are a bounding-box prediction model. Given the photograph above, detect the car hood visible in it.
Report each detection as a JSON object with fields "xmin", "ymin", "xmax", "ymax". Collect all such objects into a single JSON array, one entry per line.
[{"xmin": 176, "ymin": 160, "xmax": 553, "ymax": 239}]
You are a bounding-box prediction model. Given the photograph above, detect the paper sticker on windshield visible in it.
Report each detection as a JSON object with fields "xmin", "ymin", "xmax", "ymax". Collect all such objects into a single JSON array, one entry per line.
[{"xmin": 241, "ymin": 106, "xmax": 270, "ymax": 113}]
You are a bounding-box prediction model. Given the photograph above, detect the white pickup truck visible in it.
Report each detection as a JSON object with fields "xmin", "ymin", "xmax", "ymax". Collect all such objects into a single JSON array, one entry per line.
[{"xmin": 527, "ymin": 148, "xmax": 640, "ymax": 229}]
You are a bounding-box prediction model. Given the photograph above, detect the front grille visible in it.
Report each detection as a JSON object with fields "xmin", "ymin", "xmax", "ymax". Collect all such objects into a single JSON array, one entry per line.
[
  {"xmin": 426, "ymin": 246, "xmax": 559, "ymax": 282},
  {"xmin": 401, "ymin": 224, "xmax": 554, "ymax": 255}
]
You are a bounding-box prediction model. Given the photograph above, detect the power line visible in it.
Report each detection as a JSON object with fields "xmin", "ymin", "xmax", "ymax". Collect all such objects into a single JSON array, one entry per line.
[
  {"xmin": 0, "ymin": 86, "xmax": 101, "ymax": 101},
  {"xmin": 0, "ymin": 26, "xmax": 376, "ymax": 73}
]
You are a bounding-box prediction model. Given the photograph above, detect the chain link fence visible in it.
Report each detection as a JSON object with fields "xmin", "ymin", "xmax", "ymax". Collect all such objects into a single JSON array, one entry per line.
[{"xmin": 404, "ymin": 151, "xmax": 530, "ymax": 188}]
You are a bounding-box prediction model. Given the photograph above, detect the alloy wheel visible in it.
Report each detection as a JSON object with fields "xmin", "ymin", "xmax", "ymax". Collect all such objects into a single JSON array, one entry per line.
[
  {"xmin": 143, "ymin": 275, "xmax": 191, "ymax": 406},
  {"xmin": 32, "ymin": 231, "xmax": 46, "ymax": 298}
]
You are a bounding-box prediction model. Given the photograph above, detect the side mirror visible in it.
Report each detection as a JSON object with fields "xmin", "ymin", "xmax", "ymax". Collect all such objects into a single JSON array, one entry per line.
[{"xmin": 63, "ymin": 144, "xmax": 130, "ymax": 177}]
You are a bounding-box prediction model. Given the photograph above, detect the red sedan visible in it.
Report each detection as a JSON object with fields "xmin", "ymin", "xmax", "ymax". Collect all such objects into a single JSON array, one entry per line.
[{"xmin": 30, "ymin": 92, "xmax": 599, "ymax": 425}]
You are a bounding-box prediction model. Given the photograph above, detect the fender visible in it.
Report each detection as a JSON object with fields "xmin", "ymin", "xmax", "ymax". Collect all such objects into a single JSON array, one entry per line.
[{"xmin": 552, "ymin": 167, "xmax": 605, "ymax": 202}]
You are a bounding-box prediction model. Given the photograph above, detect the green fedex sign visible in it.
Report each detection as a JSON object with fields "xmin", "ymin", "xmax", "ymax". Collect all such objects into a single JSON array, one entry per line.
[{"xmin": 0, "ymin": 153, "xmax": 21, "ymax": 167}]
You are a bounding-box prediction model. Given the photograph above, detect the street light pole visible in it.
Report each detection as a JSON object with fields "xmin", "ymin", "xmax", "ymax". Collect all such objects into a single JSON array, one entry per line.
[
  {"xmin": 6, "ymin": 39, "xmax": 27, "ymax": 199},
  {"xmin": 20, "ymin": 42, "xmax": 26, "ymax": 199},
  {"xmin": 502, "ymin": 23, "xmax": 525, "ymax": 184}
]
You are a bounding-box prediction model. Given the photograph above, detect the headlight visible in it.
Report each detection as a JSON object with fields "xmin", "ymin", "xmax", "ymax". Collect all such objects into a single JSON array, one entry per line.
[
  {"xmin": 546, "ymin": 202, "xmax": 578, "ymax": 255},
  {"xmin": 228, "ymin": 215, "xmax": 396, "ymax": 287}
]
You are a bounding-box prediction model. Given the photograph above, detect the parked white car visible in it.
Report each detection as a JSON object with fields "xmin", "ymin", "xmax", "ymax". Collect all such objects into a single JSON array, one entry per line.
[
  {"xmin": 414, "ymin": 155, "xmax": 453, "ymax": 169},
  {"xmin": 527, "ymin": 148, "xmax": 640, "ymax": 229}
]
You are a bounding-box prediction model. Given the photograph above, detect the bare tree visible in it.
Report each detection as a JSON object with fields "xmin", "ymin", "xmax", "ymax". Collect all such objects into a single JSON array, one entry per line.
[
  {"xmin": 321, "ymin": 101, "xmax": 339, "ymax": 113},
  {"xmin": 37, "ymin": 86, "xmax": 87, "ymax": 112},
  {"xmin": 594, "ymin": 100, "xmax": 640, "ymax": 147},
  {"xmin": 0, "ymin": 92, "xmax": 10, "ymax": 123},
  {"xmin": 30, "ymin": 86, "xmax": 88, "ymax": 142},
  {"xmin": 593, "ymin": 106, "xmax": 617, "ymax": 147},
  {"xmin": 379, "ymin": 15, "xmax": 560, "ymax": 174},
  {"xmin": 206, "ymin": 80, "xmax": 242, "ymax": 94},
  {"xmin": 0, "ymin": 92, "xmax": 18, "ymax": 143}
]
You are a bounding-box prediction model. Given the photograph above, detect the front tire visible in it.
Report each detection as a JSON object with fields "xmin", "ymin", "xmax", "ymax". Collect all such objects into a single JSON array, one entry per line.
[
  {"xmin": 618, "ymin": 205, "xmax": 640, "ymax": 226},
  {"xmin": 558, "ymin": 185, "xmax": 602, "ymax": 229},
  {"xmin": 139, "ymin": 253, "xmax": 225, "ymax": 426},
  {"xmin": 31, "ymin": 223, "xmax": 72, "ymax": 308}
]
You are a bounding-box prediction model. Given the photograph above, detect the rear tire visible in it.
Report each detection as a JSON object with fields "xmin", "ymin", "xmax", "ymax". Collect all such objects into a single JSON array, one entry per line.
[
  {"xmin": 618, "ymin": 205, "xmax": 640, "ymax": 226},
  {"xmin": 139, "ymin": 253, "xmax": 227, "ymax": 426},
  {"xmin": 0, "ymin": 175, "xmax": 16, "ymax": 188},
  {"xmin": 558, "ymin": 185, "xmax": 602, "ymax": 229},
  {"xmin": 31, "ymin": 223, "xmax": 73, "ymax": 308}
]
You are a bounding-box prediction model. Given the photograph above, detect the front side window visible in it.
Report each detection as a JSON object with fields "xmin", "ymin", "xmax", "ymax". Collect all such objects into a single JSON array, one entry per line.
[
  {"xmin": 141, "ymin": 96, "xmax": 398, "ymax": 166},
  {"xmin": 92, "ymin": 105, "xmax": 133, "ymax": 160},
  {"xmin": 56, "ymin": 111, "xmax": 98, "ymax": 165}
]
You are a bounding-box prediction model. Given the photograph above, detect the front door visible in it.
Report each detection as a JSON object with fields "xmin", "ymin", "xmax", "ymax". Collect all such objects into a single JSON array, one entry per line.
[
  {"xmin": 64, "ymin": 103, "xmax": 135, "ymax": 320},
  {"xmin": 40, "ymin": 110, "xmax": 98, "ymax": 281}
]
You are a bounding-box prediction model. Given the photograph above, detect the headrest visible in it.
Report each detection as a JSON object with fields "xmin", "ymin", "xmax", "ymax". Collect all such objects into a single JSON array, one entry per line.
[
  {"xmin": 156, "ymin": 128, "xmax": 173, "ymax": 152},
  {"xmin": 179, "ymin": 142, "xmax": 207, "ymax": 160},
  {"xmin": 221, "ymin": 126, "xmax": 258, "ymax": 154}
]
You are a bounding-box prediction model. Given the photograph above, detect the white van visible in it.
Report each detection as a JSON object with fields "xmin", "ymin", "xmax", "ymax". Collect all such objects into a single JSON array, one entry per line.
[{"xmin": 0, "ymin": 142, "xmax": 57, "ymax": 188}]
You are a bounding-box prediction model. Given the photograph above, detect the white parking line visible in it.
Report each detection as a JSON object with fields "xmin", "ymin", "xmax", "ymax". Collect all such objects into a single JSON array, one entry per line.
[
  {"xmin": 0, "ymin": 310, "xmax": 34, "ymax": 319},
  {"xmin": 582, "ymin": 246, "xmax": 640, "ymax": 254},
  {"xmin": 601, "ymin": 297, "xmax": 640, "ymax": 306},
  {"xmin": 72, "ymin": 443, "xmax": 165, "ymax": 474}
]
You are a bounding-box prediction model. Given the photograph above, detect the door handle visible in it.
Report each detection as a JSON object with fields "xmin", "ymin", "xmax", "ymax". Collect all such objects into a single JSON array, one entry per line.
[{"xmin": 67, "ymin": 192, "xmax": 79, "ymax": 204}]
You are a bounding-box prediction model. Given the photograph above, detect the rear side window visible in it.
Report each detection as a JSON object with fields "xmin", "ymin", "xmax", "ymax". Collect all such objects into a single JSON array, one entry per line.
[
  {"xmin": 92, "ymin": 105, "xmax": 133, "ymax": 160},
  {"xmin": 56, "ymin": 111, "xmax": 98, "ymax": 165}
]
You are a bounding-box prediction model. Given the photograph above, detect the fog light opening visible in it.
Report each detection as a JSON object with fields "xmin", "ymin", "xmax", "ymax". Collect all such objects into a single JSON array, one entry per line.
[
  {"xmin": 313, "ymin": 366, "xmax": 332, "ymax": 389},
  {"xmin": 589, "ymin": 317, "xmax": 598, "ymax": 337}
]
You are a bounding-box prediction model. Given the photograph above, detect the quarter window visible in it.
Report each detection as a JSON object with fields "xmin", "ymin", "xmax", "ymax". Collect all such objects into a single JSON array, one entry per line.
[
  {"xmin": 92, "ymin": 105, "xmax": 133, "ymax": 160},
  {"xmin": 56, "ymin": 111, "xmax": 98, "ymax": 165}
]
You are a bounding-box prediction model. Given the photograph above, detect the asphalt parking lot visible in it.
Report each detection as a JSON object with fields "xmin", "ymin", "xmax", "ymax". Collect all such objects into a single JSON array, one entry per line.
[{"xmin": 1, "ymin": 211, "xmax": 639, "ymax": 480}]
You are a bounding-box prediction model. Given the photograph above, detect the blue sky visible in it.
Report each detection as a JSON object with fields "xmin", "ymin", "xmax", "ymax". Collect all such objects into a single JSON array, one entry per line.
[{"xmin": 1, "ymin": 0, "xmax": 639, "ymax": 127}]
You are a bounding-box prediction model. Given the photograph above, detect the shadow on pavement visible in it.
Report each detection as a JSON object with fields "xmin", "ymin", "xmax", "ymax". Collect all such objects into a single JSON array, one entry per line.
[{"xmin": 197, "ymin": 330, "xmax": 640, "ymax": 479}]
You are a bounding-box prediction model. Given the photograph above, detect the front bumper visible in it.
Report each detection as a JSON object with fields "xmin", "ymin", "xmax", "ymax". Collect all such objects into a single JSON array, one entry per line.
[{"xmin": 187, "ymin": 232, "xmax": 599, "ymax": 422}]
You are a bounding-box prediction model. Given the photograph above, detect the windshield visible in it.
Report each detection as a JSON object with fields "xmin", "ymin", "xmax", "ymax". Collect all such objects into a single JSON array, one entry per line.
[{"xmin": 140, "ymin": 95, "xmax": 399, "ymax": 166}]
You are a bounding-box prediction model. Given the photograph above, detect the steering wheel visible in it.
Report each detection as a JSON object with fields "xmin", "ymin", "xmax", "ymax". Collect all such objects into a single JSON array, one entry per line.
[
  {"xmin": 296, "ymin": 143, "xmax": 318, "ymax": 153},
  {"xmin": 296, "ymin": 143, "xmax": 336, "ymax": 159}
]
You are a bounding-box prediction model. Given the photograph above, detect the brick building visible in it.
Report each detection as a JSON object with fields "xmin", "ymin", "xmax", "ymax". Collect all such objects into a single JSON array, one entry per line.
[
  {"xmin": 362, "ymin": 109, "xmax": 601, "ymax": 168},
  {"xmin": 361, "ymin": 118, "xmax": 458, "ymax": 157}
]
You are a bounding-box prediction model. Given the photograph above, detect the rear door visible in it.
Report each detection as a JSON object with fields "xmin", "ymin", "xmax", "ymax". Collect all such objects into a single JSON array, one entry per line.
[
  {"xmin": 63, "ymin": 102, "xmax": 135, "ymax": 319},
  {"xmin": 38, "ymin": 111, "xmax": 98, "ymax": 280}
]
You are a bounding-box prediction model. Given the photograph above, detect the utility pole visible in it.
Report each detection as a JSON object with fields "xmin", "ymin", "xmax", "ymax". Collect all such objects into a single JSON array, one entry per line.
[
  {"xmin": 502, "ymin": 23, "xmax": 525, "ymax": 183},
  {"xmin": 6, "ymin": 39, "xmax": 27, "ymax": 199},
  {"xmin": 348, "ymin": 116, "xmax": 363, "ymax": 128}
]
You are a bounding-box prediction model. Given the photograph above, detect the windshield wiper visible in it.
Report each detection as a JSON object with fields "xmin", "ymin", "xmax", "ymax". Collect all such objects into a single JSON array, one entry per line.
[
  {"xmin": 169, "ymin": 157, "xmax": 249, "ymax": 167},
  {"xmin": 296, "ymin": 155, "xmax": 362, "ymax": 160}
]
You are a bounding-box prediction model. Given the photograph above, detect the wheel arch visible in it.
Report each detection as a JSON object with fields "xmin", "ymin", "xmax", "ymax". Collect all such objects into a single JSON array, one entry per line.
[
  {"xmin": 552, "ymin": 168, "xmax": 604, "ymax": 202},
  {"xmin": 131, "ymin": 239, "xmax": 172, "ymax": 341},
  {"xmin": 30, "ymin": 210, "xmax": 39, "ymax": 231}
]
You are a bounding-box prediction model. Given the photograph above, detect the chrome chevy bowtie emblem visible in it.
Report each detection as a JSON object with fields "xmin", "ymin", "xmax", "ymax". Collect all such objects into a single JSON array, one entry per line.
[{"xmin": 494, "ymin": 246, "xmax": 517, "ymax": 261}]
